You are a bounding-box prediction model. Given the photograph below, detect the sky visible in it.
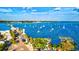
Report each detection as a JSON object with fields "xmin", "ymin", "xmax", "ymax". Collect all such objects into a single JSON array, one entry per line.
[{"xmin": 0, "ymin": 7, "xmax": 79, "ymax": 21}]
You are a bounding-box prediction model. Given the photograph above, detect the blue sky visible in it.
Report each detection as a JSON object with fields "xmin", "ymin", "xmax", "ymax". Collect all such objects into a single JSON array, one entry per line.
[{"xmin": 0, "ymin": 7, "xmax": 79, "ymax": 21}]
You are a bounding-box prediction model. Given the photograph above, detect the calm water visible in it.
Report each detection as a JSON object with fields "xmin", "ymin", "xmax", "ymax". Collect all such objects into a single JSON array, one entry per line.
[{"xmin": 0, "ymin": 21, "xmax": 79, "ymax": 50}]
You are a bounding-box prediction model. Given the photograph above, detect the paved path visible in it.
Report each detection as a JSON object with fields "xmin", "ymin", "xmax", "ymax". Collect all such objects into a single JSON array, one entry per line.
[{"xmin": 8, "ymin": 39, "xmax": 33, "ymax": 51}]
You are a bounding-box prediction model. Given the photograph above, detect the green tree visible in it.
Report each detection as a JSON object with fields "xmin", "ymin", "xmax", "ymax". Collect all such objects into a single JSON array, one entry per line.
[
  {"xmin": 32, "ymin": 38, "xmax": 50, "ymax": 51},
  {"xmin": 0, "ymin": 43, "xmax": 4, "ymax": 51},
  {"xmin": 9, "ymin": 30, "xmax": 15, "ymax": 38}
]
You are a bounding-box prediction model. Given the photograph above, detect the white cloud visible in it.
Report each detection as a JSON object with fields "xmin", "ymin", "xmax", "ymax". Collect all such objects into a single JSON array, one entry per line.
[
  {"xmin": 0, "ymin": 8, "xmax": 13, "ymax": 12},
  {"xmin": 54, "ymin": 7, "xmax": 61, "ymax": 11},
  {"xmin": 31, "ymin": 12, "xmax": 48, "ymax": 14},
  {"xmin": 21, "ymin": 10, "xmax": 26, "ymax": 13},
  {"xmin": 32, "ymin": 9, "xmax": 37, "ymax": 12},
  {"xmin": 27, "ymin": 7, "xmax": 32, "ymax": 10},
  {"xmin": 22, "ymin": 7, "xmax": 26, "ymax": 9},
  {"xmin": 75, "ymin": 7, "xmax": 79, "ymax": 9}
]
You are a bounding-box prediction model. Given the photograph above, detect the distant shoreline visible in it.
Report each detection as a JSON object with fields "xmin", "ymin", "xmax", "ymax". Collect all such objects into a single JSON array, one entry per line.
[{"xmin": 0, "ymin": 20, "xmax": 79, "ymax": 23}]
